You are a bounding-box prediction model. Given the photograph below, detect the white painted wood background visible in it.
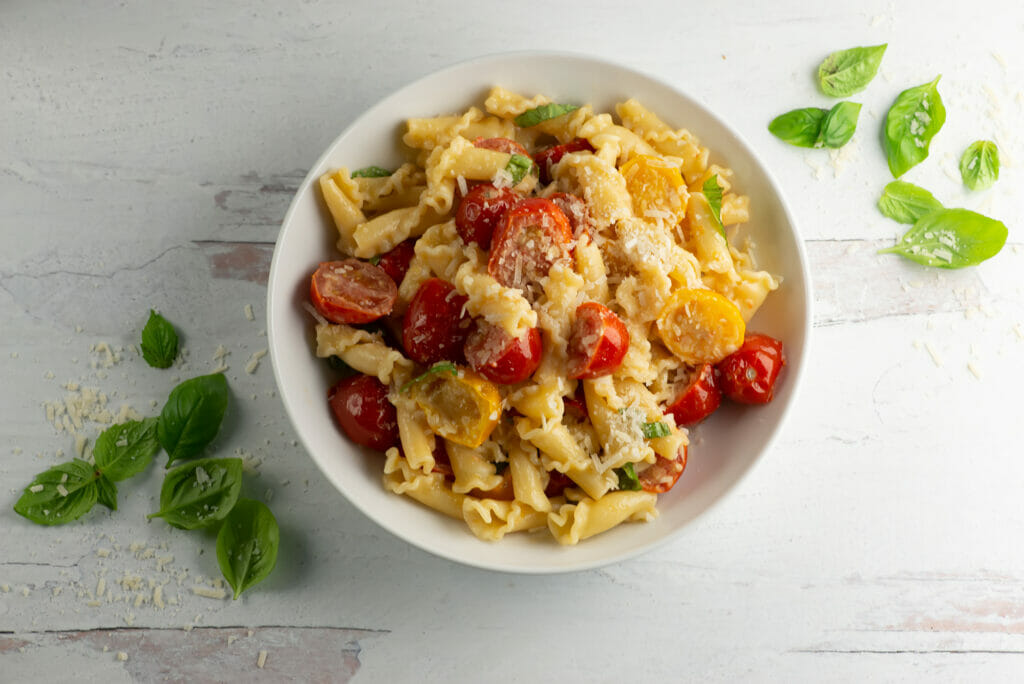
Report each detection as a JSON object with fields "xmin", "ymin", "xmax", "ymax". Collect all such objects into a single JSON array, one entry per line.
[{"xmin": 2, "ymin": 0, "xmax": 1023, "ymax": 681}]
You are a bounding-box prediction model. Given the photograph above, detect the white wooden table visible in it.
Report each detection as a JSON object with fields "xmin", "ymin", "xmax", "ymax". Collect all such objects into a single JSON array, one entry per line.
[{"xmin": 3, "ymin": 1, "xmax": 1023, "ymax": 681}]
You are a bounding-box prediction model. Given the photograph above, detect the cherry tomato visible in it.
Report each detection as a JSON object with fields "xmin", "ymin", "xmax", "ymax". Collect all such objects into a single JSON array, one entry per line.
[
  {"xmin": 464, "ymin": 322, "xmax": 542, "ymax": 385},
  {"xmin": 473, "ymin": 136, "xmax": 530, "ymax": 157},
  {"xmin": 310, "ymin": 259, "xmax": 398, "ymax": 325},
  {"xmin": 327, "ymin": 374, "xmax": 399, "ymax": 452},
  {"xmin": 455, "ymin": 183, "xmax": 519, "ymax": 250},
  {"xmin": 548, "ymin": 192, "xmax": 591, "ymax": 241},
  {"xmin": 488, "ymin": 198, "xmax": 573, "ymax": 294},
  {"xmin": 376, "ymin": 240, "xmax": 416, "ymax": 286},
  {"xmin": 638, "ymin": 446, "xmax": 688, "ymax": 493},
  {"xmin": 664, "ymin": 363, "xmax": 721, "ymax": 426},
  {"xmin": 544, "ymin": 470, "xmax": 574, "ymax": 498},
  {"xmin": 534, "ymin": 138, "xmax": 594, "ymax": 184},
  {"xmin": 567, "ymin": 302, "xmax": 630, "ymax": 379},
  {"xmin": 716, "ymin": 333, "xmax": 786, "ymax": 405},
  {"xmin": 401, "ymin": 278, "xmax": 471, "ymax": 364}
]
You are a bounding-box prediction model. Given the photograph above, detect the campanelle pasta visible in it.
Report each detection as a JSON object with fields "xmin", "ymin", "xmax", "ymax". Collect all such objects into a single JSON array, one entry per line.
[{"xmin": 307, "ymin": 88, "xmax": 781, "ymax": 545}]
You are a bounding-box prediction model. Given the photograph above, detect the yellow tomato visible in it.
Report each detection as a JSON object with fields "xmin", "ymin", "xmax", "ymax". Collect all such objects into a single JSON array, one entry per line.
[
  {"xmin": 413, "ymin": 367, "xmax": 502, "ymax": 448},
  {"xmin": 620, "ymin": 155, "xmax": 688, "ymax": 225},
  {"xmin": 656, "ymin": 288, "xmax": 745, "ymax": 364}
]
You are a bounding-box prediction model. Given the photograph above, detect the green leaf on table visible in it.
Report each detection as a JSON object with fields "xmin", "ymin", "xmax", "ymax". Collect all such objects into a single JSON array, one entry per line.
[
  {"xmin": 350, "ymin": 166, "xmax": 392, "ymax": 178},
  {"xmin": 148, "ymin": 457, "xmax": 243, "ymax": 530},
  {"xmin": 817, "ymin": 44, "xmax": 887, "ymax": 97},
  {"xmin": 768, "ymin": 107, "xmax": 828, "ymax": 148},
  {"xmin": 878, "ymin": 208, "xmax": 1007, "ymax": 269},
  {"xmin": 13, "ymin": 460, "xmax": 99, "ymax": 526},
  {"xmin": 514, "ymin": 103, "xmax": 579, "ymax": 128},
  {"xmin": 94, "ymin": 417, "xmax": 160, "ymax": 481},
  {"xmin": 615, "ymin": 463, "xmax": 642, "ymax": 491},
  {"xmin": 818, "ymin": 101, "xmax": 861, "ymax": 148},
  {"xmin": 702, "ymin": 174, "xmax": 727, "ymax": 240},
  {"xmin": 216, "ymin": 499, "xmax": 280, "ymax": 599},
  {"xmin": 140, "ymin": 310, "xmax": 179, "ymax": 369},
  {"xmin": 95, "ymin": 474, "xmax": 119, "ymax": 511},
  {"xmin": 877, "ymin": 181, "xmax": 944, "ymax": 224},
  {"xmin": 959, "ymin": 140, "xmax": 999, "ymax": 191},
  {"xmin": 884, "ymin": 76, "xmax": 945, "ymax": 178},
  {"xmin": 158, "ymin": 373, "xmax": 229, "ymax": 465}
]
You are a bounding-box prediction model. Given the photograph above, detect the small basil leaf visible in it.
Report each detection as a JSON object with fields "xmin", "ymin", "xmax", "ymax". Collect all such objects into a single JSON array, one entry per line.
[
  {"xmin": 140, "ymin": 310, "xmax": 179, "ymax": 369},
  {"xmin": 640, "ymin": 421, "xmax": 671, "ymax": 439},
  {"xmin": 959, "ymin": 140, "xmax": 999, "ymax": 191},
  {"xmin": 817, "ymin": 44, "xmax": 887, "ymax": 97},
  {"xmin": 350, "ymin": 166, "xmax": 392, "ymax": 178},
  {"xmin": 615, "ymin": 463, "xmax": 642, "ymax": 491},
  {"xmin": 158, "ymin": 373, "xmax": 229, "ymax": 465},
  {"xmin": 216, "ymin": 499, "xmax": 280, "ymax": 600},
  {"xmin": 878, "ymin": 208, "xmax": 1007, "ymax": 269},
  {"xmin": 768, "ymin": 108, "xmax": 828, "ymax": 148},
  {"xmin": 95, "ymin": 475, "xmax": 118, "ymax": 512},
  {"xmin": 505, "ymin": 154, "xmax": 533, "ymax": 185},
  {"xmin": 878, "ymin": 181, "xmax": 944, "ymax": 224},
  {"xmin": 148, "ymin": 457, "xmax": 243, "ymax": 530},
  {"xmin": 514, "ymin": 103, "xmax": 579, "ymax": 128},
  {"xmin": 401, "ymin": 362, "xmax": 458, "ymax": 393},
  {"xmin": 14, "ymin": 460, "xmax": 99, "ymax": 526},
  {"xmin": 884, "ymin": 76, "xmax": 946, "ymax": 178},
  {"xmin": 818, "ymin": 101, "xmax": 861, "ymax": 148},
  {"xmin": 702, "ymin": 175, "xmax": 727, "ymax": 240},
  {"xmin": 94, "ymin": 417, "xmax": 160, "ymax": 481}
]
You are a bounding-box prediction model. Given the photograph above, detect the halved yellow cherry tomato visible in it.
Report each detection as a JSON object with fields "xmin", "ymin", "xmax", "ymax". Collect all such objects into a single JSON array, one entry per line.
[
  {"xmin": 656, "ymin": 288, "xmax": 745, "ymax": 365},
  {"xmin": 620, "ymin": 155, "xmax": 688, "ymax": 225},
  {"xmin": 412, "ymin": 367, "xmax": 502, "ymax": 448}
]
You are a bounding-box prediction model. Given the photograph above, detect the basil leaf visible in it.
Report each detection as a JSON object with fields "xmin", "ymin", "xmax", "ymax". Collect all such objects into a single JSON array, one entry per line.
[
  {"xmin": 818, "ymin": 101, "xmax": 861, "ymax": 148},
  {"xmin": 95, "ymin": 474, "xmax": 118, "ymax": 512},
  {"xmin": 768, "ymin": 108, "xmax": 828, "ymax": 147},
  {"xmin": 368, "ymin": 255, "xmax": 381, "ymax": 266},
  {"xmin": 878, "ymin": 208, "xmax": 1007, "ymax": 269},
  {"xmin": 148, "ymin": 457, "xmax": 243, "ymax": 530},
  {"xmin": 158, "ymin": 373, "xmax": 229, "ymax": 465},
  {"xmin": 350, "ymin": 166, "xmax": 391, "ymax": 178},
  {"xmin": 878, "ymin": 181, "xmax": 944, "ymax": 224},
  {"xmin": 505, "ymin": 154, "xmax": 533, "ymax": 185},
  {"xmin": 959, "ymin": 140, "xmax": 999, "ymax": 191},
  {"xmin": 615, "ymin": 463, "xmax": 642, "ymax": 491},
  {"xmin": 884, "ymin": 76, "xmax": 945, "ymax": 178},
  {"xmin": 401, "ymin": 362, "xmax": 458, "ymax": 393},
  {"xmin": 640, "ymin": 421, "xmax": 671, "ymax": 439},
  {"xmin": 514, "ymin": 103, "xmax": 579, "ymax": 128},
  {"xmin": 702, "ymin": 175, "xmax": 727, "ymax": 240},
  {"xmin": 93, "ymin": 417, "xmax": 160, "ymax": 481},
  {"xmin": 140, "ymin": 310, "xmax": 179, "ymax": 369},
  {"xmin": 14, "ymin": 460, "xmax": 99, "ymax": 526},
  {"xmin": 817, "ymin": 44, "xmax": 887, "ymax": 97},
  {"xmin": 216, "ymin": 499, "xmax": 280, "ymax": 600}
]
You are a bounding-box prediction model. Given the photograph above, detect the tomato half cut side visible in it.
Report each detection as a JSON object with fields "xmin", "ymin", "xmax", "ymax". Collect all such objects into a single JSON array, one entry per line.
[
  {"xmin": 567, "ymin": 302, "xmax": 630, "ymax": 380},
  {"xmin": 534, "ymin": 138, "xmax": 594, "ymax": 184},
  {"xmin": 638, "ymin": 446, "xmax": 688, "ymax": 494},
  {"xmin": 716, "ymin": 333, "xmax": 786, "ymax": 405},
  {"xmin": 455, "ymin": 183, "xmax": 519, "ymax": 250},
  {"xmin": 487, "ymin": 198, "xmax": 573, "ymax": 295},
  {"xmin": 311, "ymin": 259, "xmax": 398, "ymax": 325},
  {"xmin": 473, "ymin": 136, "xmax": 530, "ymax": 157},
  {"xmin": 376, "ymin": 240, "xmax": 416, "ymax": 286},
  {"xmin": 327, "ymin": 374, "xmax": 399, "ymax": 452},
  {"xmin": 664, "ymin": 363, "xmax": 721, "ymax": 426},
  {"xmin": 401, "ymin": 278, "xmax": 471, "ymax": 365},
  {"xmin": 464, "ymin": 322, "xmax": 542, "ymax": 385}
]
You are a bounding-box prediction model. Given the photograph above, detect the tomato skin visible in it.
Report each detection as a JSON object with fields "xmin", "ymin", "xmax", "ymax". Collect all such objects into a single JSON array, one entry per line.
[
  {"xmin": 464, "ymin": 322, "xmax": 542, "ymax": 385},
  {"xmin": 548, "ymin": 192, "xmax": 591, "ymax": 241},
  {"xmin": 310, "ymin": 259, "xmax": 398, "ymax": 325},
  {"xmin": 567, "ymin": 302, "xmax": 630, "ymax": 380},
  {"xmin": 473, "ymin": 136, "xmax": 529, "ymax": 157},
  {"xmin": 534, "ymin": 138, "xmax": 594, "ymax": 184},
  {"xmin": 327, "ymin": 374, "xmax": 399, "ymax": 452},
  {"xmin": 544, "ymin": 470, "xmax": 574, "ymax": 498},
  {"xmin": 455, "ymin": 183, "xmax": 519, "ymax": 250},
  {"xmin": 638, "ymin": 446, "xmax": 688, "ymax": 494},
  {"xmin": 487, "ymin": 198, "xmax": 573, "ymax": 294},
  {"xmin": 716, "ymin": 333, "xmax": 786, "ymax": 405},
  {"xmin": 665, "ymin": 363, "xmax": 722, "ymax": 426},
  {"xmin": 401, "ymin": 278, "xmax": 471, "ymax": 364},
  {"xmin": 377, "ymin": 240, "xmax": 416, "ymax": 286}
]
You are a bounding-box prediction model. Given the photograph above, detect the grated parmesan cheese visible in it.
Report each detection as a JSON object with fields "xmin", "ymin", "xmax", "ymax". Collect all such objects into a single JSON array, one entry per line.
[
  {"xmin": 257, "ymin": 650, "xmax": 268, "ymax": 669},
  {"xmin": 116, "ymin": 652, "xmax": 129, "ymax": 662},
  {"xmin": 244, "ymin": 349, "xmax": 267, "ymax": 374},
  {"xmin": 244, "ymin": 304, "xmax": 255, "ymax": 321},
  {"xmin": 191, "ymin": 585, "xmax": 227, "ymax": 600}
]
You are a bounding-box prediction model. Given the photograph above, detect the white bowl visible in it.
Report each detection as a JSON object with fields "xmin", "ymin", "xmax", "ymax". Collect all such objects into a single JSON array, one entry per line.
[{"xmin": 267, "ymin": 52, "xmax": 811, "ymax": 573}]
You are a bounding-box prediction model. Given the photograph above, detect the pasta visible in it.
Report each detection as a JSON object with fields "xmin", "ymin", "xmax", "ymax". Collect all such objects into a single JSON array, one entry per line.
[{"xmin": 307, "ymin": 88, "xmax": 784, "ymax": 545}]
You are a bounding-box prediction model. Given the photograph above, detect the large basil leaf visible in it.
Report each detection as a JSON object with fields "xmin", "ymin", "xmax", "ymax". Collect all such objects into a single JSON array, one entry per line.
[
  {"xmin": 216, "ymin": 499, "xmax": 280, "ymax": 599},
  {"xmin": 884, "ymin": 76, "xmax": 945, "ymax": 177},
  {"xmin": 878, "ymin": 208, "xmax": 1007, "ymax": 269},
  {"xmin": 877, "ymin": 181, "xmax": 944, "ymax": 225},
  {"xmin": 158, "ymin": 373, "xmax": 229, "ymax": 465},
  {"xmin": 94, "ymin": 417, "xmax": 160, "ymax": 481},
  {"xmin": 13, "ymin": 460, "xmax": 99, "ymax": 526},
  {"xmin": 768, "ymin": 107, "xmax": 828, "ymax": 147},
  {"xmin": 818, "ymin": 44, "xmax": 887, "ymax": 97},
  {"xmin": 148, "ymin": 457, "xmax": 243, "ymax": 530}
]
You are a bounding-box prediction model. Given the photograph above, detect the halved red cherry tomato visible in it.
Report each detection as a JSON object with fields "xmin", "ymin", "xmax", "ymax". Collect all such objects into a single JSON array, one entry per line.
[
  {"xmin": 464, "ymin": 322, "xmax": 542, "ymax": 385},
  {"xmin": 665, "ymin": 363, "xmax": 721, "ymax": 426},
  {"xmin": 402, "ymin": 278, "xmax": 471, "ymax": 364},
  {"xmin": 545, "ymin": 470, "xmax": 574, "ymax": 498},
  {"xmin": 474, "ymin": 136, "xmax": 530, "ymax": 157},
  {"xmin": 376, "ymin": 240, "xmax": 415, "ymax": 286},
  {"xmin": 716, "ymin": 333, "xmax": 786, "ymax": 405},
  {"xmin": 455, "ymin": 183, "xmax": 519, "ymax": 250},
  {"xmin": 534, "ymin": 138, "xmax": 594, "ymax": 184},
  {"xmin": 310, "ymin": 259, "xmax": 398, "ymax": 325},
  {"xmin": 488, "ymin": 198, "xmax": 573, "ymax": 294},
  {"xmin": 548, "ymin": 192, "xmax": 591, "ymax": 241},
  {"xmin": 638, "ymin": 446, "xmax": 688, "ymax": 494},
  {"xmin": 567, "ymin": 302, "xmax": 630, "ymax": 379},
  {"xmin": 327, "ymin": 374, "xmax": 399, "ymax": 452}
]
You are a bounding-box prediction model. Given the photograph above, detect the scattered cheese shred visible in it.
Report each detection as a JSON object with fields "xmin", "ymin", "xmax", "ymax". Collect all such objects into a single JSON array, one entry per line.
[
  {"xmin": 257, "ymin": 650, "xmax": 268, "ymax": 669},
  {"xmin": 967, "ymin": 361, "xmax": 983, "ymax": 380},
  {"xmin": 116, "ymin": 652, "xmax": 129, "ymax": 662},
  {"xmin": 29, "ymin": 484, "xmax": 44, "ymax": 493},
  {"xmin": 244, "ymin": 349, "xmax": 267, "ymax": 374},
  {"xmin": 924, "ymin": 341, "xmax": 943, "ymax": 367},
  {"xmin": 244, "ymin": 304, "xmax": 255, "ymax": 321},
  {"xmin": 191, "ymin": 585, "xmax": 227, "ymax": 600}
]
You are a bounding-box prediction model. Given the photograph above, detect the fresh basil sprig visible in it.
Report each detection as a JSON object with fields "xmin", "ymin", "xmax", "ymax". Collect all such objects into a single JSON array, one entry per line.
[
  {"xmin": 505, "ymin": 154, "xmax": 534, "ymax": 185},
  {"xmin": 216, "ymin": 499, "xmax": 280, "ymax": 600},
  {"xmin": 615, "ymin": 463, "xmax": 642, "ymax": 491},
  {"xmin": 514, "ymin": 103, "xmax": 579, "ymax": 128},
  {"xmin": 401, "ymin": 362, "xmax": 458, "ymax": 393},
  {"xmin": 95, "ymin": 475, "xmax": 119, "ymax": 511},
  {"xmin": 141, "ymin": 310, "xmax": 179, "ymax": 369},
  {"xmin": 158, "ymin": 373, "xmax": 229, "ymax": 465},
  {"xmin": 817, "ymin": 44, "xmax": 887, "ymax": 97},
  {"xmin": 148, "ymin": 457, "xmax": 243, "ymax": 530},
  {"xmin": 877, "ymin": 181, "xmax": 944, "ymax": 224},
  {"xmin": 768, "ymin": 102, "xmax": 859, "ymax": 149},
  {"xmin": 884, "ymin": 76, "xmax": 945, "ymax": 178},
  {"xmin": 14, "ymin": 460, "xmax": 100, "ymax": 526},
  {"xmin": 350, "ymin": 166, "xmax": 392, "ymax": 178},
  {"xmin": 640, "ymin": 421, "xmax": 671, "ymax": 439},
  {"xmin": 702, "ymin": 175, "xmax": 727, "ymax": 240},
  {"xmin": 93, "ymin": 417, "xmax": 160, "ymax": 481},
  {"xmin": 878, "ymin": 208, "xmax": 1007, "ymax": 269},
  {"xmin": 818, "ymin": 101, "xmax": 861, "ymax": 148},
  {"xmin": 959, "ymin": 140, "xmax": 999, "ymax": 191}
]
